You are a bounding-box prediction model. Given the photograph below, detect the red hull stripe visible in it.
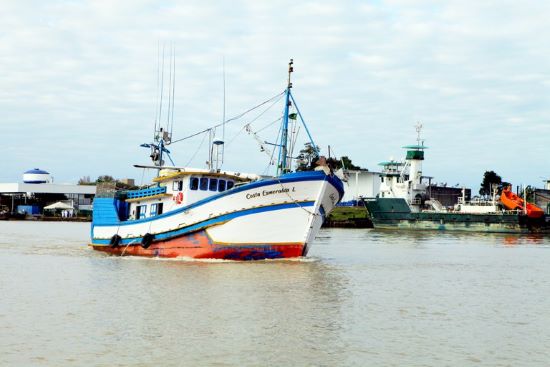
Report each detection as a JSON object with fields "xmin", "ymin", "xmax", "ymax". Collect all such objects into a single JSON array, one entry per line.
[{"xmin": 92, "ymin": 230, "xmax": 306, "ymax": 260}]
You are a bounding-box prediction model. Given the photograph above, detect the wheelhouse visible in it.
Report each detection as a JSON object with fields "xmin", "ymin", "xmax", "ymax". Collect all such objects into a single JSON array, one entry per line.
[{"xmin": 120, "ymin": 170, "xmax": 252, "ymax": 221}]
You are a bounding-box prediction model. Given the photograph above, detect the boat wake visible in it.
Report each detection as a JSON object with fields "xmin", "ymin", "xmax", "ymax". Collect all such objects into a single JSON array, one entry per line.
[{"xmin": 114, "ymin": 254, "xmax": 319, "ymax": 263}]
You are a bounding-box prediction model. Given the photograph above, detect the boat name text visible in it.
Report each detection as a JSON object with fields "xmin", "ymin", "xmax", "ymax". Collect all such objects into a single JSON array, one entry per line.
[{"xmin": 246, "ymin": 187, "xmax": 295, "ymax": 199}]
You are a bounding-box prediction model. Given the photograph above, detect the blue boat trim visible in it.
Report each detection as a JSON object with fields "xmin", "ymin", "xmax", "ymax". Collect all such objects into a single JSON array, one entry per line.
[
  {"xmin": 324, "ymin": 173, "xmax": 345, "ymax": 200},
  {"xmin": 92, "ymin": 201, "xmax": 316, "ymax": 245},
  {"xmin": 93, "ymin": 170, "xmax": 343, "ymax": 227}
]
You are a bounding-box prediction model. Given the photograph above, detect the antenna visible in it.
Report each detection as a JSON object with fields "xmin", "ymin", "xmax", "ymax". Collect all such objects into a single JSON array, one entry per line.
[
  {"xmin": 158, "ymin": 44, "xmax": 166, "ymax": 138},
  {"xmin": 415, "ymin": 121, "xmax": 423, "ymax": 146},
  {"xmin": 153, "ymin": 42, "xmax": 160, "ymax": 139},
  {"xmin": 287, "ymin": 58, "xmax": 293, "ymax": 89},
  {"xmin": 221, "ymin": 56, "xmax": 226, "ymax": 166},
  {"xmin": 166, "ymin": 45, "xmax": 172, "ymax": 132},
  {"xmin": 207, "ymin": 128, "xmax": 214, "ymax": 171},
  {"xmin": 170, "ymin": 44, "xmax": 176, "ymax": 138}
]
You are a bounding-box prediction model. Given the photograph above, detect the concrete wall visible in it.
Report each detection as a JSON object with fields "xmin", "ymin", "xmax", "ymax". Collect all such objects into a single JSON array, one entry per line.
[
  {"xmin": 0, "ymin": 183, "xmax": 96, "ymax": 195},
  {"xmin": 341, "ymin": 170, "xmax": 382, "ymax": 202}
]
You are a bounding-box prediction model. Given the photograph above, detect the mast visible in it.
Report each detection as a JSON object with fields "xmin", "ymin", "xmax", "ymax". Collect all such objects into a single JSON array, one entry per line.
[
  {"xmin": 278, "ymin": 59, "xmax": 293, "ymax": 175},
  {"xmin": 141, "ymin": 45, "xmax": 175, "ymax": 174}
]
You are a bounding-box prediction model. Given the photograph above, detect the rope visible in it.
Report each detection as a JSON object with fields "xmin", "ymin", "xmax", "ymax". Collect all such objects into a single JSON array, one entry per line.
[
  {"xmin": 273, "ymin": 175, "xmax": 318, "ymax": 217},
  {"xmin": 120, "ymin": 239, "xmax": 137, "ymax": 256}
]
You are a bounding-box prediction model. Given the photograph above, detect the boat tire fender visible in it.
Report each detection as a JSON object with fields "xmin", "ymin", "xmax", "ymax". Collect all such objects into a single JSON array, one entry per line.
[
  {"xmin": 141, "ymin": 233, "xmax": 154, "ymax": 249},
  {"xmin": 109, "ymin": 234, "xmax": 122, "ymax": 248}
]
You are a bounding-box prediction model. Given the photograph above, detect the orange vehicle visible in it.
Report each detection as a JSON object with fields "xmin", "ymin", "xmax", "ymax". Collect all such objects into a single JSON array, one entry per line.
[{"xmin": 500, "ymin": 186, "xmax": 545, "ymax": 218}]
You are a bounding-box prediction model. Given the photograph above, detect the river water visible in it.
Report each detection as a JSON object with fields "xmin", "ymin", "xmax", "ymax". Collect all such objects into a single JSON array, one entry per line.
[{"xmin": 1, "ymin": 221, "xmax": 549, "ymax": 366}]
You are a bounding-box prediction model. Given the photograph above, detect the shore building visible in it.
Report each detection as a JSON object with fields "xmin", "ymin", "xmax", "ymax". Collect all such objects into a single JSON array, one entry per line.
[
  {"xmin": 0, "ymin": 169, "xmax": 96, "ymax": 216},
  {"xmin": 339, "ymin": 170, "xmax": 382, "ymax": 206}
]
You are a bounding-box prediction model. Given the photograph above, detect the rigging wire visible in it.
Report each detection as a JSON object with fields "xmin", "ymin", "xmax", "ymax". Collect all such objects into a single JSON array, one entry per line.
[
  {"xmin": 256, "ymin": 114, "xmax": 283, "ymax": 133},
  {"xmin": 184, "ymin": 129, "xmax": 209, "ymax": 167},
  {"xmin": 225, "ymin": 95, "xmax": 284, "ymax": 148},
  {"xmin": 263, "ymin": 123, "xmax": 283, "ymax": 176},
  {"xmin": 224, "ymin": 91, "xmax": 284, "ymax": 155},
  {"xmin": 226, "ymin": 125, "xmax": 247, "ymax": 147},
  {"xmin": 170, "ymin": 90, "xmax": 285, "ymax": 145}
]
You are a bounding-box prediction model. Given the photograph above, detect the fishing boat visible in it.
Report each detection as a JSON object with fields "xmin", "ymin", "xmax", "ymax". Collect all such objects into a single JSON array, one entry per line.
[
  {"xmin": 90, "ymin": 60, "xmax": 344, "ymax": 259},
  {"xmin": 363, "ymin": 124, "xmax": 549, "ymax": 233}
]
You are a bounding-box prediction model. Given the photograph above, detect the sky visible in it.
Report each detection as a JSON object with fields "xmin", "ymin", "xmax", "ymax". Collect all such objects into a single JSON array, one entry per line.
[{"xmin": 1, "ymin": 0, "xmax": 549, "ymax": 191}]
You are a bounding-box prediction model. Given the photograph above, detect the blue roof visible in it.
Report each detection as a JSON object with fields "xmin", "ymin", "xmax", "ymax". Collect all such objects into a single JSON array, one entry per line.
[{"xmin": 24, "ymin": 168, "xmax": 49, "ymax": 174}]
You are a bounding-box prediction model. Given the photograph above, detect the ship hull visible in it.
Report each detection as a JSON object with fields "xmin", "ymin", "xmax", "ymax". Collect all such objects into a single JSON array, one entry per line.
[
  {"xmin": 90, "ymin": 171, "xmax": 343, "ymax": 259},
  {"xmin": 365, "ymin": 198, "xmax": 549, "ymax": 234},
  {"xmin": 92, "ymin": 230, "xmax": 305, "ymax": 259}
]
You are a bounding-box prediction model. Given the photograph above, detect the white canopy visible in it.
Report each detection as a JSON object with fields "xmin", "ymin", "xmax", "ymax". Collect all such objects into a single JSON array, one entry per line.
[{"xmin": 44, "ymin": 201, "xmax": 74, "ymax": 210}]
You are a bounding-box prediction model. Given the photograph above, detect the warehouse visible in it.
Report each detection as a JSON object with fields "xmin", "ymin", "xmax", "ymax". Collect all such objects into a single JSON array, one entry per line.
[{"xmin": 0, "ymin": 168, "xmax": 96, "ymax": 218}]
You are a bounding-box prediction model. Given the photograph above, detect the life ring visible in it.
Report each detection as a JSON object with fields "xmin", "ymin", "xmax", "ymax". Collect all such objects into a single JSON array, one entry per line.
[
  {"xmin": 109, "ymin": 234, "xmax": 121, "ymax": 248},
  {"xmin": 141, "ymin": 233, "xmax": 154, "ymax": 249},
  {"xmin": 173, "ymin": 191, "xmax": 183, "ymax": 204}
]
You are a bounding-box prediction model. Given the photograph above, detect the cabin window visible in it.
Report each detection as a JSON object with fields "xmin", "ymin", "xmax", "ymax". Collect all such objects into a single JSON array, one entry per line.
[
  {"xmin": 150, "ymin": 203, "xmax": 164, "ymax": 216},
  {"xmin": 227, "ymin": 181, "xmax": 234, "ymax": 190},
  {"xmin": 173, "ymin": 180, "xmax": 183, "ymax": 191},
  {"xmin": 150, "ymin": 203, "xmax": 164, "ymax": 217},
  {"xmin": 209, "ymin": 178, "xmax": 218, "ymax": 191},
  {"xmin": 190, "ymin": 177, "xmax": 199, "ymax": 190},
  {"xmin": 199, "ymin": 177, "xmax": 208, "ymax": 191},
  {"xmin": 136, "ymin": 204, "xmax": 147, "ymax": 219},
  {"xmin": 218, "ymin": 180, "xmax": 226, "ymax": 192}
]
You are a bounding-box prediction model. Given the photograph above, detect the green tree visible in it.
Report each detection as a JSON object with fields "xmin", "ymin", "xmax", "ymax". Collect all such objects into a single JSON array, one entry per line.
[
  {"xmin": 479, "ymin": 171, "xmax": 502, "ymax": 196},
  {"xmin": 341, "ymin": 156, "xmax": 362, "ymax": 170},
  {"xmin": 521, "ymin": 185, "xmax": 535, "ymax": 203},
  {"xmin": 295, "ymin": 143, "xmax": 320, "ymax": 171},
  {"xmin": 326, "ymin": 156, "xmax": 364, "ymax": 171},
  {"xmin": 96, "ymin": 175, "xmax": 115, "ymax": 183},
  {"xmin": 78, "ymin": 176, "xmax": 92, "ymax": 185}
]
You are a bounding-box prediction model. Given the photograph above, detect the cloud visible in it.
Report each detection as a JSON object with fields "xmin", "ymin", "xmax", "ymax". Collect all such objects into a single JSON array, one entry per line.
[{"xmin": 0, "ymin": 0, "xmax": 549, "ymax": 189}]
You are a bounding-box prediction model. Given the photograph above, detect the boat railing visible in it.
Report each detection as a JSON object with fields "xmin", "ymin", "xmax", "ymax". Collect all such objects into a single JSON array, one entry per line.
[{"xmin": 126, "ymin": 186, "xmax": 167, "ymax": 200}]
